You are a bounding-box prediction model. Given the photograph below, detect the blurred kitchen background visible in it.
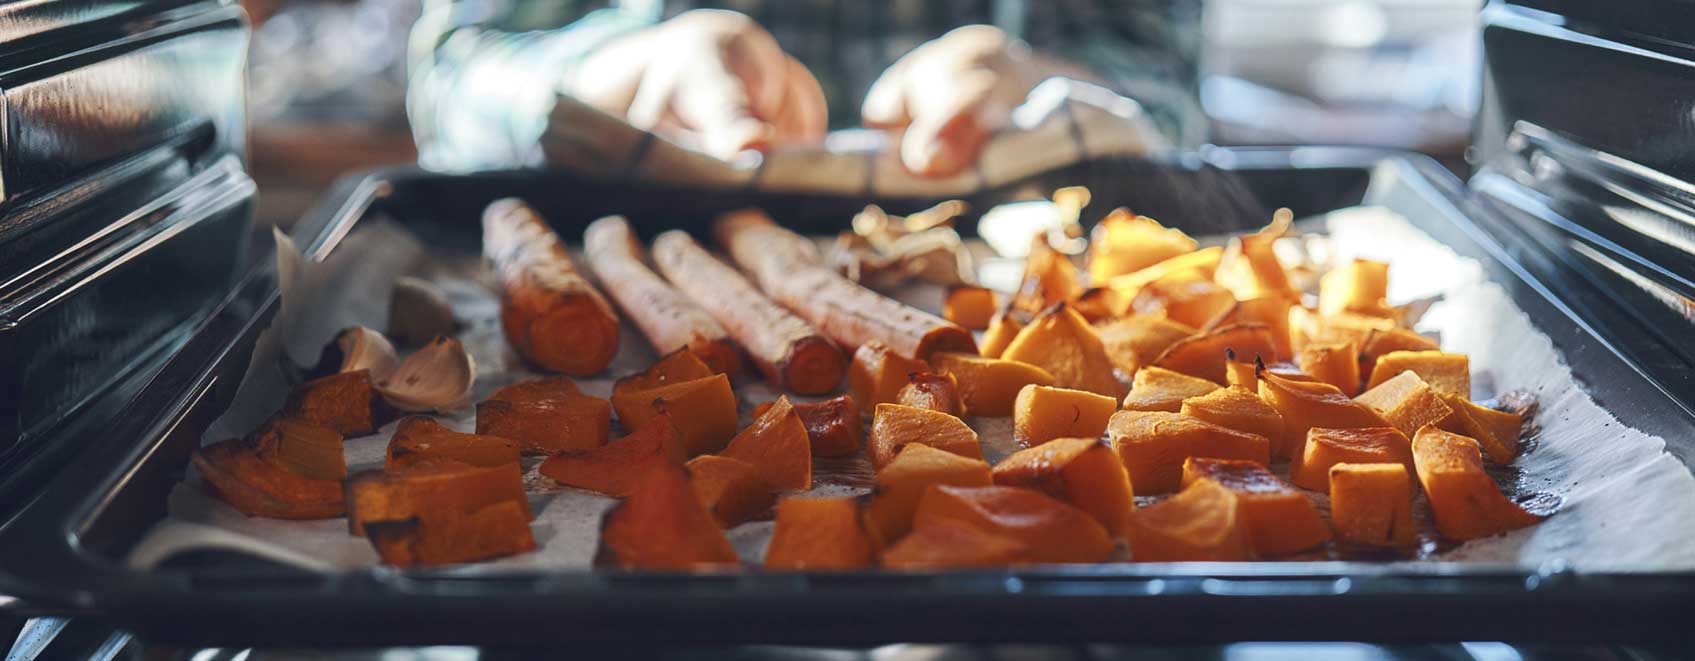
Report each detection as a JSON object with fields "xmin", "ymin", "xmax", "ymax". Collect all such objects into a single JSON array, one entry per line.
[{"xmin": 240, "ymin": 0, "xmax": 1482, "ymax": 227}]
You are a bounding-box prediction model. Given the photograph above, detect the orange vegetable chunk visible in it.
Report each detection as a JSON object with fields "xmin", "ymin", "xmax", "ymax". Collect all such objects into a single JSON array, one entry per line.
[
  {"xmin": 1152, "ymin": 324, "xmax": 1277, "ymax": 386},
  {"xmin": 1257, "ymin": 368, "xmax": 1389, "ymax": 463},
  {"xmin": 1358, "ymin": 327, "xmax": 1439, "ymax": 376},
  {"xmin": 849, "ymin": 340, "xmax": 931, "ymax": 413},
  {"xmin": 1328, "ymin": 462, "xmax": 1415, "ymax": 547},
  {"xmin": 1297, "ymin": 341, "xmax": 1361, "ymax": 396},
  {"xmin": 613, "ymin": 349, "xmax": 716, "ymax": 395},
  {"xmin": 928, "ymin": 351, "xmax": 1055, "ymax": 416},
  {"xmin": 1000, "ymin": 304, "xmax": 1126, "ymax": 398},
  {"xmin": 195, "ymin": 436, "xmax": 345, "ymax": 520},
  {"xmin": 1318, "ymin": 258, "xmax": 1392, "ymax": 318},
  {"xmin": 1096, "ymin": 314, "xmax": 1197, "ymax": 376},
  {"xmin": 881, "ymin": 518, "xmax": 1027, "ymax": 569},
  {"xmin": 1129, "ymin": 270, "xmax": 1236, "ymax": 329},
  {"xmin": 896, "ymin": 371, "xmax": 966, "ymax": 416},
  {"xmin": 867, "ymin": 403, "xmax": 982, "ymax": 469},
  {"xmin": 477, "ymin": 376, "xmax": 612, "ymax": 454},
  {"xmin": 1122, "ymin": 366, "xmax": 1220, "ymax": 413},
  {"xmin": 1180, "ymin": 387, "xmax": 1286, "ymax": 458},
  {"xmin": 1291, "ymin": 427, "xmax": 1414, "ymax": 492},
  {"xmin": 790, "ymin": 395, "xmax": 863, "ymax": 458},
  {"xmin": 686, "ymin": 455, "xmax": 774, "ymax": 528},
  {"xmin": 1127, "ymin": 479, "xmax": 1251, "ymax": 562},
  {"xmin": 365, "ymin": 497, "xmax": 536, "ymax": 567},
  {"xmin": 863, "ymin": 444, "xmax": 994, "ymax": 544},
  {"xmin": 1436, "ymin": 394, "xmax": 1522, "ymax": 464},
  {"xmin": 914, "ymin": 485, "xmax": 1113, "ymax": 563},
  {"xmin": 1104, "ymin": 247, "xmax": 1224, "ymax": 314},
  {"xmin": 979, "ymin": 311, "xmax": 1024, "ymax": 359},
  {"xmin": 284, "ymin": 370, "xmax": 376, "ymax": 436},
  {"xmin": 1367, "ymin": 350, "xmax": 1470, "ymax": 397},
  {"xmin": 251, "ymin": 416, "xmax": 346, "ymax": 480},
  {"xmin": 597, "ymin": 464, "xmax": 739, "ymax": 569},
  {"xmin": 1412, "ymin": 426, "xmax": 1541, "ymax": 541},
  {"xmin": 538, "ymin": 413, "xmax": 686, "ymax": 496},
  {"xmin": 720, "ymin": 396, "xmax": 813, "ymax": 491},
  {"xmin": 992, "ymin": 437, "xmax": 1136, "ymax": 537},
  {"xmin": 943, "ymin": 285, "xmax": 999, "ymax": 330},
  {"xmin": 1354, "ymin": 370, "xmax": 1455, "ymax": 439},
  {"xmin": 1086, "ymin": 209, "xmax": 1198, "ymax": 282},
  {"xmin": 1206, "ymin": 296, "xmax": 1295, "ymax": 362},
  {"xmin": 1108, "ymin": 410, "xmax": 1269, "ymax": 495},
  {"xmin": 346, "ymin": 459, "xmax": 530, "ymax": 538},
  {"xmin": 609, "ymin": 373, "xmax": 738, "ymax": 456},
  {"xmin": 386, "ymin": 416, "xmax": 520, "ymax": 469},
  {"xmin": 1013, "ymin": 384, "xmax": 1118, "ymax": 447},
  {"xmin": 1181, "ymin": 457, "xmax": 1330, "ymax": 555},
  {"xmin": 763, "ymin": 497, "xmax": 876, "ymax": 570}
]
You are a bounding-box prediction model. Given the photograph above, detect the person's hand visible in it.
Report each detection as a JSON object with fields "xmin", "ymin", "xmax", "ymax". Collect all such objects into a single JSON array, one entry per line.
[
  {"xmin": 570, "ymin": 10, "xmax": 826, "ymax": 160},
  {"xmin": 862, "ymin": 25, "xmax": 1054, "ymax": 178}
]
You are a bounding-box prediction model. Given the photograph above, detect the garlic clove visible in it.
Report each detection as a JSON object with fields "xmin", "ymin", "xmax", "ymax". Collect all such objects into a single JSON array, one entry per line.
[
  {"xmin": 388, "ymin": 276, "xmax": 457, "ymax": 347},
  {"xmin": 376, "ymin": 335, "xmax": 476, "ymax": 413},
  {"xmin": 311, "ymin": 325, "xmax": 400, "ymax": 381}
]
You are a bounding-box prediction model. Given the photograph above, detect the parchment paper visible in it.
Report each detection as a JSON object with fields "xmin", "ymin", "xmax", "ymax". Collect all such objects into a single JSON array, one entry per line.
[{"xmin": 127, "ymin": 206, "xmax": 1695, "ymax": 573}]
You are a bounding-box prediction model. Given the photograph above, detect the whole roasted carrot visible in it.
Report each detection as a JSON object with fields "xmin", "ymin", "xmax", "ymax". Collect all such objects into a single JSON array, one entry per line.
[
  {"xmin": 713, "ymin": 209, "xmax": 977, "ymax": 360},
  {"xmin": 583, "ymin": 216, "xmax": 741, "ymax": 376},
  {"xmin": 651, "ymin": 230, "xmax": 845, "ymax": 394},
  {"xmin": 483, "ymin": 198, "xmax": 620, "ymax": 376}
]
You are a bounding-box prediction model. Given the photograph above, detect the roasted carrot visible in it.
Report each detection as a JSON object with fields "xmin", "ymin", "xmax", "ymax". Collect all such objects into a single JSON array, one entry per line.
[
  {"xmin": 713, "ymin": 209, "xmax": 976, "ymax": 360},
  {"xmin": 651, "ymin": 229, "xmax": 846, "ymax": 394},
  {"xmin": 483, "ymin": 198, "xmax": 620, "ymax": 376},
  {"xmin": 583, "ymin": 216, "xmax": 740, "ymax": 376}
]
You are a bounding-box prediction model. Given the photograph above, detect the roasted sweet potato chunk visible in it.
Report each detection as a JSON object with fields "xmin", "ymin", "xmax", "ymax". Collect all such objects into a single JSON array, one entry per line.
[
  {"xmin": 1179, "ymin": 387, "xmax": 1285, "ymax": 457},
  {"xmin": 1096, "ymin": 314, "xmax": 1197, "ymax": 376},
  {"xmin": 992, "ymin": 437, "xmax": 1136, "ymax": 537},
  {"xmin": 1181, "ymin": 458, "xmax": 1329, "ymax": 555},
  {"xmin": 609, "ymin": 373, "xmax": 737, "ymax": 456},
  {"xmin": 346, "ymin": 459, "xmax": 530, "ymax": 538},
  {"xmin": 881, "ymin": 518, "xmax": 1027, "ymax": 569},
  {"xmin": 386, "ymin": 416, "xmax": 520, "ymax": 469},
  {"xmin": 1127, "ymin": 479, "xmax": 1250, "ymax": 562},
  {"xmin": 790, "ymin": 395, "xmax": 862, "ymax": 458},
  {"xmin": 863, "ymin": 444, "xmax": 994, "ymax": 544},
  {"xmin": 1122, "ymin": 366, "xmax": 1220, "ymax": 413},
  {"xmin": 763, "ymin": 497, "xmax": 876, "ymax": 570},
  {"xmin": 943, "ymin": 285, "xmax": 999, "ymax": 330},
  {"xmin": 1436, "ymin": 394, "xmax": 1521, "ymax": 465},
  {"xmin": 928, "ymin": 351, "xmax": 1055, "ymax": 416},
  {"xmin": 979, "ymin": 311, "xmax": 1024, "ymax": 359},
  {"xmin": 1108, "ymin": 410, "xmax": 1269, "ymax": 495},
  {"xmin": 1152, "ymin": 324, "xmax": 1276, "ymax": 386},
  {"xmin": 1013, "ymin": 384, "xmax": 1117, "ymax": 447},
  {"xmin": 284, "ymin": 370, "xmax": 377, "ymax": 436},
  {"xmin": 1291, "ymin": 427, "xmax": 1414, "ymax": 492},
  {"xmin": 252, "ymin": 417, "xmax": 346, "ymax": 480},
  {"xmin": 914, "ymin": 485, "xmax": 1113, "ymax": 564},
  {"xmin": 896, "ymin": 371, "xmax": 966, "ymax": 416},
  {"xmin": 366, "ymin": 498, "xmax": 536, "ymax": 568},
  {"xmin": 195, "ymin": 436, "xmax": 345, "ymax": 519},
  {"xmin": 1355, "ymin": 370, "xmax": 1455, "ymax": 439},
  {"xmin": 1357, "ymin": 327, "xmax": 1439, "ymax": 375},
  {"xmin": 868, "ymin": 403, "xmax": 982, "ymax": 469},
  {"xmin": 1318, "ymin": 258, "xmax": 1392, "ymax": 318},
  {"xmin": 686, "ymin": 455, "xmax": 775, "ymax": 527},
  {"xmin": 597, "ymin": 464, "xmax": 739, "ymax": 569},
  {"xmin": 1297, "ymin": 341, "xmax": 1361, "ymax": 396},
  {"xmin": 1328, "ymin": 462, "xmax": 1415, "ymax": 547},
  {"xmin": 538, "ymin": 414, "xmax": 686, "ymax": 496},
  {"xmin": 1129, "ymin": 270, "xmax": 1237, "ymax": 329},
  {"xmin": 1086, "ymin": 210, "xmax": 1198, "ymax": 282},
  {"xmin": 1206, "ymin": 296, "xmax": 1295, "ymax": 361},
  {"xmin": 849, "ymin": 340, "xmax": 931, "ymax": 413},
  {"xmin": 476, "ymin": 376, "xmax": 611, "ymax": 454},
  {"xmin": 1367, "ymin": 350, "xmax": 1469, "ymax": 397},
  {"xmin": 1412, "ymin": 426, "xmax": 1540, "ymax": 541},
  {"xmin": 1000, "ymin": 304, "xmax": 1126, "ymax": 399},
  {"xmin": 721, "ymin": 396, "xmax": 813, "ymax": 491},
  {"xmin": 613, "ymin": 349, "xmax": 716, "ymax": 395},
  {"xmin": 1257, "ymin": 368, "xmax": 1389, "ymax": 462}
]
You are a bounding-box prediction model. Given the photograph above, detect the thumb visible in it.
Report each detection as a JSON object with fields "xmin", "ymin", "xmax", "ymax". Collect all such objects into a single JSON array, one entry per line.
[{"xmin": 673, "ymin": 55, "xmax": 775, "ymax": 159}]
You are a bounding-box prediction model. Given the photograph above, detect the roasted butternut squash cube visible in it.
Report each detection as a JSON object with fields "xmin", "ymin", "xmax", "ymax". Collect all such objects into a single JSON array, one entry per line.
[
  {"xmin": 1086, "ymin": 210, "xmax": 1199, "ymax": 282},
  {"xmin": 1108, "ymin": 410, "xmax": 1270, "ymax": 495},
  {"xmin": 849, "ymin": 340, "xmax": 931, "ymax": 413},
  {"xmin": 613, "ymin": 349, "xmax": 716, "ymax": 395},
  {"xmin": 284, "ymin": 370, "xmax": 377, "ymax": 436},
  {"xmin": 1123, "ymin": 366, "xmax": 1220, "ymax": 413},
  {"xmin": 1096, "ymin": 314, "xmax": 1197, "ymax": 376},
  {"xmin": 943, "ymin": 285, "xmax": 1000, "ymax": 330},
  {"xmin": 1223, "ymin": 360, "xmax": 1259, "ymax": 390},
  {"xmin": 792, "ymin": 395, "xmax": 863, "ymax": 458},
  {"xmin": 1358, "ymin": 327, "xmax": 1439, "ymax": 376},
  {"xmin": 993, "ymin": 437, "xmax": 1136, "ymax": 536},
  {"xmin": 929, "ymin": 351, "xmax": 1056, "ymax": 416},
  {"xmin": 1305, "ymin": 312, "xmax": 1398, "ymax": 351},
  {"xmin": 897, "ymin": 371, "xmax": 966, "ymax": 416},
  {"xmin": 863, "ymin": 444, "xmax": 994, "ymax": 544},
  {"xmin": 1206, "ymin": 296, "xmax": 1294, "ymax": 361},
  {"xmin": 881, "ymin": 518, "xmax": 1027, "ymax": 569},
  {"xmin": 477, "ymin": 376, "xmax": 611, "ymax": 454},
  {"xmin": 1013, "ymin": 384, "xmax": 1118, "ymax": 447},
  {"xmin": 763, "ymin": 497, "xmax": 876, "ymax": 570},
  {"xmin": 610, "ymin": 373, "xmax": 737, "ymax": 456},
  {"xmin": 1152, "ymin": 324, "xmax": 1276, "ymax": 385},
  {"xmin": 1318, "ymin": 259, "xmax": 1391, "ymax": 318},
  {"xmin": 1070, "ymin": 287, "xmax": 1119, "ymax": 324},
  {"xmin": 1367, "ymin": 351, "xmax": 1469, "ymax": 398},
  {"xmin": 916, "ymin": 485, "xmax": 1113, "ymax": 564},
  {"xmin": 1011, "ymin": 232, "xmax": 1083, "ymax": 317},
  {"xmin": 1182, "ymin": 458, "xmax": 1329, "ymax": 555},
  {"xmin": 1129, "ymin": 269, "xmax": 1237, "ymax": 329},
  {"xmin": 979, "ymin": 311, "xmax": 1024, "ymax": 359},
  {"xmin": 1104, "ymin": 247, "xmax": 1225, "ymax": 313},
  {"xmin": 1001, "ymin": 304, "xmax": 1126, "ymax": 398},
  {"xmin": 1257, "ymin": 368, "xmax": 1389, "ymax": 463},
  {"xmin": 252, "ymin": 416, "xmax": 346, "ymax": 480},
  {"xmin": 1127, "ymin": 479, "xmax": 1250, "ymax": 561},
  {"xmin": 1236, "ymin": 216, "xmax": 1297, "ymax": 299},
  {"xmin": 538, "ymin": 413, "xmax": 686, "ymax": 496},
  {"xmin": 386, "ymin": 416, "xmax": 520, "ymax": 469},
  {"xmin": 195, "ymin": 436, "xmax": 345, "ymax": 520},
  {"xmin": 1180, "ymin": 387, "xmax": 1286, "ymax": 457},
  {"xmin": 365, "ymin": 497, "xmax": 536, "ymax": 567},
  {"xmin": 346, "ymin": 459, "xmax": 529, "ymax": 537},
  {"xmin": 1291, "ymin": 427, "xmax": 1414, "ymax": 492},
  {"xmin": 868, "ymin": 403, "xmax": 982, "ymax": 469},
  {"xmin": 1297, "ymin": 341, "xmax": 1361, "ymax": 396},
  {"xmin": 1436, "ymin": 394, "xmax": 1521, "ymax": 464},
  {"xmin": 1328, "ymin": 463, "xmax": 1415, "ymax": 547},
  {"xmin": 686, "ymin": 455, "xmax": 774, "ymax": 528},
  {"xmin": 1355, "ymin": 370, "xmax": 1455, "ymax": 439},
  {"xmin": 721, "ymin": 396, "xmax": 812, "ymax": 491},
  {"xmin": 1412, "ymin": 426, "xmax": 1541, "ymax": 541},
  {"xmin": 597, "ymin": 464, "xmax": 739, "ymax": 569}
]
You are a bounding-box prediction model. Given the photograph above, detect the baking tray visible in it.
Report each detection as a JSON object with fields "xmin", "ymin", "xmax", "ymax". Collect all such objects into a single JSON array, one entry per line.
[{"xmin": 3, "ymin": 147, "xmax": 1694, "ymax": 646}]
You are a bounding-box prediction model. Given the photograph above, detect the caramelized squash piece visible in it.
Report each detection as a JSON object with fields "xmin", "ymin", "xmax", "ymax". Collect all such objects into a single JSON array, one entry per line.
[
  {"xmin": 881, "ymin": 518, "xmax": 1027, "ymax": 569},
  {"xmin": 1108, "ymin": 410, "xmax": 1270, "ymax": 495},
  {"xmin": 366, "ymin": 497, "xmax": 536, "ymax": 567},
  {"xmin": 849, "ymin": 340, "xmax": 931, "ymax": 413},
  {"xmin": 915, "ymin": 485, "xmax": 1113, "ymax": 564},
  {"xmin": 1086, "ymin": 210, "xmax": 1198, "ymax": 282},
  {"xmin": 928, "ymin": 351, "xmax": 1056, "ymax": 416},
  {"xmin": 721, "ymin": 396, "xmax": 813, "ymax": 491},
  {"xmin": 1152, "ymin": 324, "xmax": 1276, "ymax": 386},
  {"xmin": 943, "ymin": 285, "xmax": 1000, "ymax": 330},
  {"xmin": 791, "ymin": 395, "xmax": 863, "ymax": 458},
  {"xmin": 896, "ymin": 371, "xmax": 966, "ymax": 416},
  {"xmin": 1181, "ymin": 457, "xmax": 1330, "ymax": 555},
  {"xmin": 979, "ymin": 311, "xmax": 1024, "ymax": 359},
  {"xmin": 1305, "ymin": 312, "xmax": 1398, "ymax": 351},
  {"xmin": 477, "ymin": 376, "xmax": 611, "ymax": 454},
  {"xmin": 284, "ymin": 370, "xmax": 377, "ymax": 436},
  {"xmin": 1011, "ymin": 232, "xmax": 1084, "ymax": 317},
  {"xmin": 1354, "ymin": 370, "xmax": 1455, "ymax": 439},
  {"xmin": 763, "ymin": 497, "xmax": 876, "ymax": 570},
  {"xmin": 1205, "ymin": 296, "xmax": 1294, "ymax": 361},
  {"xmin": 538, "ymin": 414, "xmax": 686, "ymax": 496},
  {"xmin": 609, "ymin": 373, "xmax": 737, "ymax": 456},
  {"xmin": 1014, "ymin": 384, "xmax": 1118, "ymax": 447},
  {"xmin": 195, "ymin": 436, "xmax": 345, "ymax": 519},
  {"xmin": 686, "ymin": 455, "xmax": 775, "ymax": 528},
  {"xmin": 1129, "ymin": 269, "xmax": 1237, "ymax": 329},
  {"xmin": 1291, "ymin": 427, "xmax": 1414, "ymax": 492},
  {"xmin": 992, "ymin": 437, "xmax": 1136, "ymax": 537},
  {"xmin": 1328, "ymin": 463, "xmax": 1415, "ymax": 547},
  {"xmin": 1412, "ymin": 426, "xmax": 1541, "ymax": 541},
  {"xmin": 612, "ymin": 349, "xmax": 716, "ymax": 395},
  {"xmin": 1357, "ymin": 328, "xmax": 1440, "ymax": 376},
  {"xmin": 1070, "ymin": 287, "xmax": 1119, "ymax": 324},
  {"xmin": 1436, "ymin": 394, "xmax": 1521, "ymax": 465},
  {"xmin": 346, "ymin": 459, "xmax": 529, "ymax": 537},
  {"xmin": 1001, "ymin": 304, "xmax": 1126, "ymax": 398},
  {"xmin": 863, "ymin": 444, "xmax": 994, "ymax": 544},
  {"xmin": 597, "ymin": 464, "xmax": 739, "ymax": 569},
  {"xmin": 1223, "ymin": 359, "xmax": 1259, "ymax": 390},
  {"xmin": 868, "ymin": 403, "xmax": 982, "ymax": 469},
  {"xmin": 1127, "ymin": 479, "xmax": 1250, "ymax": 561},
  {"xmin": 1235, "ymin": 215, "xmax": 1297, "ymax": 299},
  {"xmin": 1367, "ymin": 350, "xmax": 1469, "ymax": 397},
  {"xmin": 1297, "ymin": 341, "xmax": 1361, "ymax": 396},
  {"xmin": 1122, "ymin": 366, "xmax": 1220, "ymax": 413},
  {"xmin": 1257, "ymin": 368, "xmax": 1389, "ymax": 463},
  {"xmin": 1104, "ymin": 247, "xmax": 1225, "ymax": 314},
  {"xmin": 252, "ymin": 417, "xmax": 346, "ymax": 480},
  {"xmin": 1096, "ymin": 314, "xmax": 1198, "ymax": 376},
  {"xmin": 1318, "ymin": 258, "xmax": 1392, "ymax": 317},
  {"xmin": 1180, "ymin": 387, "xmax": 1286, "ymax": 457},
  {"xmin": 386, "ymin": 416, "xmax": 520, "ymax": 469}
]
